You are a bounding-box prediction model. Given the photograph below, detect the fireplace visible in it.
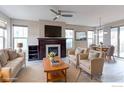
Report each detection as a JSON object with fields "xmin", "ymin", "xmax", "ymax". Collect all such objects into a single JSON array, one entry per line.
[
  {"xmin": 38, "ymin": 38, "xmax": 66, "ymax": 60},
  {"xmin": 46, "ymin": 44, "xmax": 61, "ymax": 57}
]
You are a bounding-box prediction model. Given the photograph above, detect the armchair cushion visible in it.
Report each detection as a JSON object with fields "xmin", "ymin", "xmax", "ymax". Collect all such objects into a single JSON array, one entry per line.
[{"xmin": 79, "ymin": 53, "xmax": 89, "ymax": 60}]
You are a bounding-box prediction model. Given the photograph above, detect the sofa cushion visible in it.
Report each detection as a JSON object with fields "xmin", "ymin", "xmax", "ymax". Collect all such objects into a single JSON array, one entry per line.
[
  {"xmin": 75, "ymin": 47, "xmax": 84, "ymax": 55},
  {"xmin": 5, "ymin": 57, "xmax": 24, "ymax": 77},
  {"xmin": 0, "ymin": 51, "xmax": 8, "ymax": 66},
  {"xmin": 8, "ymin": 50, "xmax": 18, "ymax": 60},
  {"xmin": 88, "ymin": 50, "xmax": 99, "ymax": 60}
]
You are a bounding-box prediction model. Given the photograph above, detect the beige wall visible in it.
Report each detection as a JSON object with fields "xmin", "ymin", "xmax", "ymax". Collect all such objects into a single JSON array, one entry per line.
[
  {"xmin": 11, "ymin": 19, "xmax": 40, "ymax": 45},
  {"xmin": 64, "ymin": 24, "xmax": 93, "ymax": 48},
  {"xmin": 11, "ymin": 19, "xmax": 92, "ymax": 48}
]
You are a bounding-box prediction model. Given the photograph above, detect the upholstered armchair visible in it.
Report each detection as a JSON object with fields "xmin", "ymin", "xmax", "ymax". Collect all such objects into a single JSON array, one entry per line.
[
  {"xmin": 77, "ymin": 50, "xmax": 104, "ymax": 80},
  {"xmin": 67, "ymin": 47, "xmax": 89, "ymax": 68}
]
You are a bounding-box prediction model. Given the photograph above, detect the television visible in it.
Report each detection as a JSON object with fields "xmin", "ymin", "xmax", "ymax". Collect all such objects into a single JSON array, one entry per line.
[{"xmin": 45, "ymin": 25, "xmax": 62, "ymax": 37}]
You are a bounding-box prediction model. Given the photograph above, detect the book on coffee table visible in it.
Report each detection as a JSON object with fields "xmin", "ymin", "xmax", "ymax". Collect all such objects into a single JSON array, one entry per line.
[{"xmin": 51, "ymin": 60, "xmax": 60, "ymax": 66}]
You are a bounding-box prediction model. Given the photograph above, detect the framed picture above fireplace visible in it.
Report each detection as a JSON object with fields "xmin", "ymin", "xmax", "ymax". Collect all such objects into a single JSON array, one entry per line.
[{"xmin": 75, "ymin": 31, "xmax": 87, "ymax": 41}]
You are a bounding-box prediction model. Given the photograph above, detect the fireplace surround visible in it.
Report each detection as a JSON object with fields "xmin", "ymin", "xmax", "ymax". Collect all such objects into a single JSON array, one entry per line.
[
  {"xmin": 46, "ymin": 44, "xmax": 61, "ymax": 57},
  {"xmin": 37, "ymin": 38, "xmax": 66, "ymax": 60}
]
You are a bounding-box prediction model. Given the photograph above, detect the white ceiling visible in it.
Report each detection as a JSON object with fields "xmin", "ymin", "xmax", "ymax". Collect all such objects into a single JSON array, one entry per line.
[{"xmin": 0, "ymin": 5, "xmax": 124, "ymax": 26}]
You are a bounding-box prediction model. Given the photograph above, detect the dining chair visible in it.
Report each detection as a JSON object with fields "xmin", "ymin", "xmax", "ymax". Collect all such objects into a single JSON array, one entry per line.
[{"xmin": 106, "ymin": 45, "xmax": 116, "ymax": 62}]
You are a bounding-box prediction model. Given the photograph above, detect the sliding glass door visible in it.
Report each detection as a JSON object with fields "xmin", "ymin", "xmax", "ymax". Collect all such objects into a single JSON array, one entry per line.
[
  {"xmin": 111, "ymin": 26, "xmax": 124, "ymax": 58},
  {"xmin": 119, "ymin": 26, "xmax": 124, "ymax": 57},
  {"xmin": 111, "ymin": 27, "xmax": 118, "ymax": 56}
]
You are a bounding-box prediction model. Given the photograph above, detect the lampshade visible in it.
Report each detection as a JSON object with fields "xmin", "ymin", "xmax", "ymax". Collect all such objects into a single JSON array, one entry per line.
[{"xmin": 17, "ymin": 43, "xmax": 23, "ymax": 48}]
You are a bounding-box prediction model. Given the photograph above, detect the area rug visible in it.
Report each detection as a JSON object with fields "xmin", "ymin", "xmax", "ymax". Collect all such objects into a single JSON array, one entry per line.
[{"xmin": 15, "ymin": 60, "xmax": 99, "ymax": 82}]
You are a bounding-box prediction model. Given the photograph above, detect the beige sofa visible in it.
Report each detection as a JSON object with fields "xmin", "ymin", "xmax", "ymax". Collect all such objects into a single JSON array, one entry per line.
[
  {"xmin": 0, "ymin": 49, "xmax": 25, "ymax": 82},
  {"xmin": 77, "ymin": 50, "xmax": 104, "ymax": 79},
  {"xmin": 68, "ymin": 47, "xmax": 89, "ymax": 68}
]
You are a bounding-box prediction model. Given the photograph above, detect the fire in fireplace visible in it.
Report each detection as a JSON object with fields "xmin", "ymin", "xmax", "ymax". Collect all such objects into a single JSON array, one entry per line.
[
  {"xmin": 48, "ymin": 47, "xmax": 58, "ymax": 56},
  {"xmin": 46, "ymin": 44, "xmax": 60, "ymax": 57}
]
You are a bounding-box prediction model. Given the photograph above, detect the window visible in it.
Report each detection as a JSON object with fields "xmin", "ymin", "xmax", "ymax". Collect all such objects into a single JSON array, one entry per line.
[
  {"xmin": 111, "ymin": 27, "xmax": 118, "ymax": 56},
  {"xmin": 13, "ymin": 26, "xmax": 28, "ymax": 52},
  {"xmin": 65, "ymin": 29, "xmax": 74, "ymax": 49},
  {"xmin": 87, "ymin": 31, "xmax": 94, "ymax": 47},
  {"xmin": 0, "ymin": 20, "xmax": 6, "ymax": 49},
  {"xmin": 119, "ymin": 26, "xmax": 124, "ymax": 57},
  {"xmin": 0, "ymin": 28, "xmax": 4, "ymax": 49},
  {"xmin": 98, "ymin": 29, "xmax": 103, "ymax": 43},
  {"xmin": 111, "ymin": 26, "xmax": 124, "ymax": 58}
]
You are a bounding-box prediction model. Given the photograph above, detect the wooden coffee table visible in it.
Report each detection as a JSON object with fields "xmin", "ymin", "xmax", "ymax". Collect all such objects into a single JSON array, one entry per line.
[{"xmin": 43, "ymin": 56, "xmax": 69, "ymax": 82}]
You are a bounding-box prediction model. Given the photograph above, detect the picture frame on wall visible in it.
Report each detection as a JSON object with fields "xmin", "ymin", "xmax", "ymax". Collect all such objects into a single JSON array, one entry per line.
[{"xmin": 75, "ymin": 31, "xmax": 87, "ymax": 41}]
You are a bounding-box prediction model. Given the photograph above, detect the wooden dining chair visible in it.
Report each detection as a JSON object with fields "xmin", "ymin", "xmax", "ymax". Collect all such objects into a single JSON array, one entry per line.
[{"xmin": 106, "ymin": 45, "xmax": 116, "ymax": 62}]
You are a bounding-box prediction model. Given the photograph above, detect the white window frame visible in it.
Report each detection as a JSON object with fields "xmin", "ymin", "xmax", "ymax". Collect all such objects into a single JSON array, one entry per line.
[
  {"xmin": 98, "ymin": 29, "xmax": 103, "ymax": 43},
  {"xmin": 87, "ymin": 30, "xmax": 94, "ymax": 47},
  {"xmin": 0, "ymin": 27, "xmax": 5, "ymax": 49},
  {"xmin": 65, "ymin": 29, "xmax": 74, "ymax": 49},
  {"xmin": 12, "ymin": 25, "xmax": 28, "ymax": 50}
]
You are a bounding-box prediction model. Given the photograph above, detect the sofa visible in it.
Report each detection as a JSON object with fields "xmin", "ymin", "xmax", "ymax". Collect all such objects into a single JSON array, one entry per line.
[
  {"xmin": 77, "ymin": 50, "xmax": 104, "ymax": 79},
  {"xmin": 68, "ymin": 47, "xmax": 89, "ymax": 68},
  {"xmin": 0, "ymin": 49, "xmax": 25, "ymax": 82}
]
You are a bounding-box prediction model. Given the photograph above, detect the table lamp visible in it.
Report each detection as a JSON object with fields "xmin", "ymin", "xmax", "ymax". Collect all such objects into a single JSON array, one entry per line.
[{"xmin": 17, "ymin": 43, "xmax": 23, "ymax": 52}]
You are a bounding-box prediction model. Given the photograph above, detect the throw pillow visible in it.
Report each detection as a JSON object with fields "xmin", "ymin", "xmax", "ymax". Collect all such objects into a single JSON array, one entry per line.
[
  {"xmin": 8, "ymin": 50, "xmax": 18, "ymax": 60},
  {"xmin": 3, "ymin": 49, "xmax": 9, "ymax": 61},
  {"xmin": 75, "ymin": 47, "xmax": 84, "ymax": 55},
  {"xmin": 0, "ymin": 52, "xmax": 8, "ymax": 66},
  {"xmin": 0, "ymin": 61, "xmax": 1, "ymax": 69},
  {"xmin": 88, "ymin": 51, "xmax": 99, "ymax": 60}
]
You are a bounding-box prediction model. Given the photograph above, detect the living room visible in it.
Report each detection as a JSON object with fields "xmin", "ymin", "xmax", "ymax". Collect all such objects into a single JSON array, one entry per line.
[{"xmin": 0, "ymin": 5, "xmax": 124, "ymax": 83}]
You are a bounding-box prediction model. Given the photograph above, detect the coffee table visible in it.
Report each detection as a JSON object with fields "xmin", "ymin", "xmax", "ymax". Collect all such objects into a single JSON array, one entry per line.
[{"xmin": 43, "ymin": 56, "xmax": 69, "ymax": 82}]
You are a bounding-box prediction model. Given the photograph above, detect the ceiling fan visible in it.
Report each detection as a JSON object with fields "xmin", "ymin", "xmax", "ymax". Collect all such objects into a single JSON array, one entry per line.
[{"xmin": 50, "ymin": 9, "xmax": 73, "ymax": 21}]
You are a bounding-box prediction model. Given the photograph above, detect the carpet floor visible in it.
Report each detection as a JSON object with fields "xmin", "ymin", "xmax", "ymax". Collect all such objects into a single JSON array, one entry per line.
[{"xmin": 15, "ymin": 59, "xmax": 98, "ymax": 82}]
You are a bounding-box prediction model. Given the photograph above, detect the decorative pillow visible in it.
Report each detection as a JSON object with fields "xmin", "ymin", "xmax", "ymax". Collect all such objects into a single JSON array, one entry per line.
[
  {"xmin": 3, "ymin": 49, "xmax": 9, "ymax": 61},
  {"xmin": 88, "ymin": 51, "xmax": 99, "ymax": 60},
  {"xmin": 75, "ymin": 47, "xmax": 84, "ymax": 55},
  {"xmin": 0, "ymin": 52, "xmax": 8, "ymax": 66},
  {"xmin": 0, "ymin": 61, "xmax": 1, "ymax": 69},
  {"xmin": 8, "ymin": 50, "xmax": 18, "ymax": 60}
]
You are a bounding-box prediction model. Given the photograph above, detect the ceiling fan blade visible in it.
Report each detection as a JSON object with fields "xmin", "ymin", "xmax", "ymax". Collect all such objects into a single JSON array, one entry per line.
[
  {"xmin": 50, "ymin": 9, "xmax": 58, "ymax": 15},
  {"xmin": 59, "ymin": 10, "xmax": 74, "ymax": 13},
  {"xmin": 62, "ymin": 14, "xmax": 73, "ymax": 17},
  {"xmin": 53, "ymin": 17, "xmax": 58, "ymax": 21}
]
